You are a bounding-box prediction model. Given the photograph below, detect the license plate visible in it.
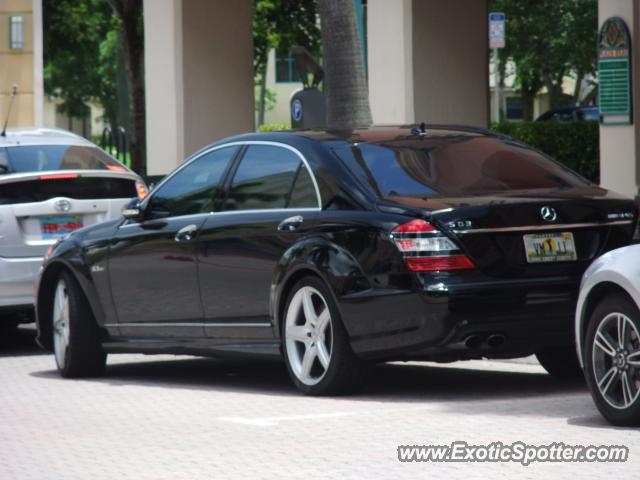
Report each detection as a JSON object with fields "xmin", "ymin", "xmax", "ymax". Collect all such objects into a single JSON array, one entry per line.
[
  {"xmin": 523, "ymin": 232, "xmax": 577, "ymax": 263},
  {"xmin": 40, "ymin": 215, "xmax": 83, "ymax": 239}
]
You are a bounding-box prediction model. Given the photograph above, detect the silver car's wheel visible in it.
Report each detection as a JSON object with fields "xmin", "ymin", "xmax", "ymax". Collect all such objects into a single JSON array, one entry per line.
[
  {"xmin": 52, "ymin": 279, "xmax": 70, "ymax": 370},
  {"xmin": 284, "ymin": 286, "xmax": 333, "ymax": 386},
  {"xmin": 592, "ymin": 312, "xmax": 640, "ymax": 409}
]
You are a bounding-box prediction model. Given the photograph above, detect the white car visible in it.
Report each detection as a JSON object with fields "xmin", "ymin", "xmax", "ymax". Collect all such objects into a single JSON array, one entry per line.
[
  {"xmin": 0, "ymin": 128, "xmax": 147, "ymax": 327},
  {"xmin": 576, "ymin": 244, "xmax": 640, "ymax": 426}
]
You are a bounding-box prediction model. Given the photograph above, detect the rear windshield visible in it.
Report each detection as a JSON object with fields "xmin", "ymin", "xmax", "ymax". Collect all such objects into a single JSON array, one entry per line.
[
  {"xmin": 0, "ymin": 177, "xmax": 137, "ymax": 205},
  {"xmin": 334, "ymin": 137, "xmax": 591, "ymax": 198},
  {"xmin": 0, "ymin": 145, "xmax": 125, "ymax": 173}
]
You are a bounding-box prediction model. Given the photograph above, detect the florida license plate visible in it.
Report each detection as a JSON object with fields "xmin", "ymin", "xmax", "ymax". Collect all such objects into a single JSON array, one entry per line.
[
  {"xmin": 40, "ymin": 215, "xmax": 83, "ymax": 239},
  {"xmin": 523, "ymin": 232, "xmax": 577, "ymax": 263}
]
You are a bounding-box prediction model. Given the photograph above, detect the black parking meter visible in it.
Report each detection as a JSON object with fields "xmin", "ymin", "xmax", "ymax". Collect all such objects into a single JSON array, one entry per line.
[{"xmin": 290, "ymin": 47, "xmax": 326, "ymax": 129}]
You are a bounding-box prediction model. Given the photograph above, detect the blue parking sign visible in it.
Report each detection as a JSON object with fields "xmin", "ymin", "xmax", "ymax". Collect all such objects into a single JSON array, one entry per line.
[{"xmin": 489, "ymin": 12, "xmax": 505, "ymax": 49}]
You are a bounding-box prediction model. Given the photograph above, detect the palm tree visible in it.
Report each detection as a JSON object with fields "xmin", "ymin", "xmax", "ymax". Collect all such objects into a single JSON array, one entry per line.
[
  {"xmin": 111, "ymin": 0, "xmax": 146, "ymax": 175},
  {"xmin": 317, "ymin": 0, "xmax": 372, "ymax": 129}
]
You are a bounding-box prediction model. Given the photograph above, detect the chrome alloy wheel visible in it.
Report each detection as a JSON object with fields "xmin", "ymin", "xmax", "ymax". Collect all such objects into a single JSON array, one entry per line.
[
  {"xmin": 592, "ymin": 312, "xmax": 640, "ymax": 409},
  {"xmin": 285, "ymin": 286, "xmax": 333, "ymax": 386},
  {"xmin": 52, "ymin": 279, "xmax": 70, "ymax": 369}
]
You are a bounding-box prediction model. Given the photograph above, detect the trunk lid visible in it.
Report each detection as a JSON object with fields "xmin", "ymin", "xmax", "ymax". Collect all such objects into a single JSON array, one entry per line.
[
  {"xmin": 0, "ymin": 171, "xmax": 138, "ymax": 258},
  {"xmin": 383, "ymin": 187, "xmax": 637, "ymax": 278}
]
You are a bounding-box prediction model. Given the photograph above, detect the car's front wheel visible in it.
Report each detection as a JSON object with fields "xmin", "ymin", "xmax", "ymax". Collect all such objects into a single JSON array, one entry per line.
[
  {"xmin": 584, "ymin": 293, "xmax": 640, "ymax": 426},
  {"xmin": 282, "ymin": 276, "xmax": 367, "ymax": 395},
  {"xmin": 52, "ymin": 271, "xmax": 106, "ymax": 378}
]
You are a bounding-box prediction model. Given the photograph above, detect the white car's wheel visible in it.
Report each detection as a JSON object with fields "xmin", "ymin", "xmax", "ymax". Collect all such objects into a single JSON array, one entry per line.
[
  {"xmin": 52, "ymin": 271, "xmax": 106, "ymax": 378},
  {"xmin": 584, "ymin": 293, "xmax": 640, "ymax": 426},
  {"xmin": 282, "ymin": 276, "xmax": 367, "ymax": 395}
]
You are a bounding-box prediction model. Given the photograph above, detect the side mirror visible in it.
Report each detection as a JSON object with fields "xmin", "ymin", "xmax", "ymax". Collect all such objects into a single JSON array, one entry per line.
[{"xmin": 122, "ymin": 198, "xmax": 143, "ymax": 221}]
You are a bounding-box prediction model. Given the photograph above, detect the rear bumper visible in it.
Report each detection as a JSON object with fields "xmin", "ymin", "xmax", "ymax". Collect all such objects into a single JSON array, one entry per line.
[
  {"xmin": 0, "ymin": 255, "xmax": 42, "ymax": 311},
  {"xmin": 340, "ymin": 275, "xmax": 578, "ymax": 361}
]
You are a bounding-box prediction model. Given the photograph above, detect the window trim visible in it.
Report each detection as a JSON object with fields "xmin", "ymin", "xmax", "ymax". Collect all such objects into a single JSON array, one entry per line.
[{"xmin": 141, "ymin": 141, "xmax": 322, "ymax": 218}]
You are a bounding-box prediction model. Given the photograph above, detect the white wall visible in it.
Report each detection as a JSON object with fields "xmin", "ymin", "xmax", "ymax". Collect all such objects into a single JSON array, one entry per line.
[
  {"xmin": 143, "ymin": 0, "xmax": 184, "ymax": 175},
  {"xmin": 367, "ymin": 0, "xmax": 488, "ymax": 126},
  {"xmin": 144, "ymin": 0, "xmax": 254, "ymax": 175},
  {"xmin": 262, "ymin": 49, "xmax": 300, "ymax": 126},
  {"xmin": 367, "ymin": 0, "xmax": 414, "ymax": 124}
]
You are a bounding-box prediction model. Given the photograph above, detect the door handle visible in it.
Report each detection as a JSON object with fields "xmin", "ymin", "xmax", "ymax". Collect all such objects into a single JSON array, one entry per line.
[
  {"xmin": 174, "ymin": 224, "xmax": 198, "ymax": 242},
  {"xmin": 277, "ymin": 215, "xmax": 304, "ymax": 232}
]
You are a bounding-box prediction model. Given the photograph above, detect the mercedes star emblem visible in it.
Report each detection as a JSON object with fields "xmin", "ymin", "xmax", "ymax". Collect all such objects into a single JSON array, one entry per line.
[{"xmin": 540, "ymin": 206, "xmax": 557, "ymax": 222}]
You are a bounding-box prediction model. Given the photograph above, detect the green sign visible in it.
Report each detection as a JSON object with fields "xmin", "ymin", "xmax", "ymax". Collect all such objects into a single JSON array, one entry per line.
[{"xmin": 598, "ymin": 17, "xmax": 632, "ymax": 125}]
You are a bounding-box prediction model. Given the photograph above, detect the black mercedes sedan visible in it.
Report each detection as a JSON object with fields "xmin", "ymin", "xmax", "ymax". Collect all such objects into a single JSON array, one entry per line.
[{"xmin": 35, "ymin": 126, "xmax": 638, "ymax": 395}]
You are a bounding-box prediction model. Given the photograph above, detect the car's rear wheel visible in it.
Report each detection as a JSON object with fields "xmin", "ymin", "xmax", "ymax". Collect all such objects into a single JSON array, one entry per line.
[
  {"xmin": 52, "ymin": 271, "xmax": 106, "ymax": 378},
  {"xmin": 282, "ymin": 276, "xmax": 367, "ymax": 395},
  {"xmin": 584, "ymin": 293, "xmax": 640, "ymax": 426},
  {"xmin": 535, "ymin": 346, "xmax": 583, "ymax": 379}
]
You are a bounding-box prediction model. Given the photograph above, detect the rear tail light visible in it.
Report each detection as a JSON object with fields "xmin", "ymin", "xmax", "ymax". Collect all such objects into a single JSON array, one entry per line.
[
  {"xmin": 633, "ymin": 216, "xmax": 640, "ymax": 242},
  {"xmin": 39, "ymin": 173, "xmax": 80, "ymax": 180},
  {"xmin": 135, "ymin": 179, "xmax": 148, "ymax": 200},
  {"xmin": 391, "ymin": 219, "xmax": 475, "ymax": 272}
]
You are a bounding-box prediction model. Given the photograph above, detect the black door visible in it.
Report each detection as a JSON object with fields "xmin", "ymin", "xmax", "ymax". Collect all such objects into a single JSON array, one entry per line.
[
  {"xmin": 108, "ymin": 145, "xmax": 239, "ymax": 338},
  {"xmin": 198, "ymin": 143, "xmax": 320, "ymax": 340}
]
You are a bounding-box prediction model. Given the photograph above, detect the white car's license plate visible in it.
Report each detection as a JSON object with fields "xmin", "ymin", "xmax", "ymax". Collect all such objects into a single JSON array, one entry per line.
[
  {"xmin": 40, "ymin": 215, "xmax": 83, "ymax": 239},
  {"xmin": 523, "ymin": 232, "xmax": 577, "ymax": 263}
]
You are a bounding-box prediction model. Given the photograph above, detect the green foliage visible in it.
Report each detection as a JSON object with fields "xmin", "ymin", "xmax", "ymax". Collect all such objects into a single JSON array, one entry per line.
[
  {"xmin": 44, "ymin": 0, "xmax": 121, "ymax": 122},
  {"xmin": 491, "ymin": 0, "xmax": 598, "ymax": 118},
  {"xmin": 253, "ymin": 0, "xmax": 321, "ymax": 124},
  {"xmin": 492, "ymin": 121, "xmax": 599, "ymax": 183},
  {"xmin": 253, "ymin": 0, "xmax": 321, "ymax": 75},
  {"xmin": 257, "ymin": 123, "xmax": 290, "ymax": 132},
  {"xmin": 255, "ymin": 86, "xmax": 277, "ymax": 112}
]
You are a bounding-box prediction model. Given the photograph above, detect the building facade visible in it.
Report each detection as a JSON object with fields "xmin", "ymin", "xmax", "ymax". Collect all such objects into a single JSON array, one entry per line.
[{"xmin": 0, "ymin": 0, "xmax": 43, "ymax": 128}]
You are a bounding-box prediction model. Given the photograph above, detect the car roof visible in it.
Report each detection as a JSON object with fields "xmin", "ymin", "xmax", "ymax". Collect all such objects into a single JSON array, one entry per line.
[
  {"xmin": 215, "ymin": 124, "xmax": 502, "ymax": 149},
  {"xmin": 0, "ymin": 127, "xmax": 95, "ymax": 147},
  {"xmin": 544, "ymin": 105, "xmax": 598, "ymax": 114}
]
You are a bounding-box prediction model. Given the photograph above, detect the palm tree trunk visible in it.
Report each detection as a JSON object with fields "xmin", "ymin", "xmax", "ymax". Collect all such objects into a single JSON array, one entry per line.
[
  {"xmin": 111, "ymin": 0, "xmax": 146, "ymax": 175},
  {"xmin": 317, "ymin": 0, "xmax": 372, "ymax": 129}
]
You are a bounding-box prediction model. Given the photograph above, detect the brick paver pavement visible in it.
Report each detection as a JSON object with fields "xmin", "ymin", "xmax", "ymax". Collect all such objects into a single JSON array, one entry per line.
[{"xmin": 0, "ymin": 327, "xmax": 637, "ymax": 479}]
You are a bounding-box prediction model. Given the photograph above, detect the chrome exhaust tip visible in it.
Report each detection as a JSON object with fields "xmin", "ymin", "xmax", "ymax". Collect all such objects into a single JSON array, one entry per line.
[{"xmin": 486, "ymin": 334, "xmax": 506, "ymax": 349}]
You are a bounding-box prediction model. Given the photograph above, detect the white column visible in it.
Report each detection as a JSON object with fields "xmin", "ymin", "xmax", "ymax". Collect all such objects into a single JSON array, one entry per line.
[
  {"xmin": 144, "ymin": 0, "xmax": 184, "ymax": 176},
  {"xmin": 180, "ymin": 0, "xmax": 254, "ymax": 157},
  {"xmin": 598, "ymin": 0, "xmax": 638, "ymax": 198},
  {"xmin": 144, "ymin": 0, "xmax": 254, "ymax": 175},
  {"xmin": 367, "ymin": 0, "xmax": 414, "ymax": 124},
  {"xmin": 411, "ymin": 0, "xmax": 489, "ymax": 126}
]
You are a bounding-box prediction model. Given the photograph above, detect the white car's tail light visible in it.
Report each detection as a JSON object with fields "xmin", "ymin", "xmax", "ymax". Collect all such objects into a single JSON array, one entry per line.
[
  {"xmin": 633, "ymin": 219, "xmax": 640, "ymax": 242},
  {"xmin": 135, "ymin": 179, "xmax": 149, "ymax": 200},
  {"xmin": 391, "ymin": 219, "xmax": 475, "ymax": 272}
]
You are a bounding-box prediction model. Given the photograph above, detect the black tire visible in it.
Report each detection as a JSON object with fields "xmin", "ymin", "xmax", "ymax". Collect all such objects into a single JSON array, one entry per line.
[
  {"xmin": 53, "ymin": 271, "xmax": 106, "ymax": 378},
  {"xmin": 583, "ymin": 293, "xmax": 640, "ymax": 426},
  {"xmin": 0, "ymin": 317, "xmax": 20, "ymax": 332},
  {"xmin": 535, "ymin": 345, "xmax": 583, "ymax": 379},
  {"xmin": 281, "ymin": 276, "xmax": 368, "ymax": 395}
]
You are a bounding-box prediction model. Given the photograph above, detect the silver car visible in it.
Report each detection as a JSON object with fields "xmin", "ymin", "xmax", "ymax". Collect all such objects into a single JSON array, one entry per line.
[{"xmin": 0, "ymin": 128, "xmax": 146, "ymax": 326}]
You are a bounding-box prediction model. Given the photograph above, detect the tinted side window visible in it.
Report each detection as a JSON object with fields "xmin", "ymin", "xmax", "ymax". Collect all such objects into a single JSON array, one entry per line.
[
  {"xmin": 224, "ymin": 145, "xmax": 314, "ymax": 211},
  {"xmin": 147, "ymin": 146, "xmax": 237, "ymax": 219},
  {"xmin": 288, "ymin": 163, "xmax": 318, "ymax": 208}
]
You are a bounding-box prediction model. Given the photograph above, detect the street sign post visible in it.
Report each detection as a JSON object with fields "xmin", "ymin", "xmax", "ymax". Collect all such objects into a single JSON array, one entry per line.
[
  {"xmin": 489, "ymin": 12, "xmax": 506, "ymax": 49},
  {"xmin": 489, "ymin": 12, "xmax": 505, "ymax": 123}
]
